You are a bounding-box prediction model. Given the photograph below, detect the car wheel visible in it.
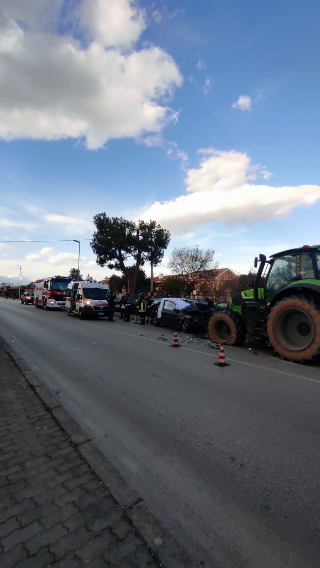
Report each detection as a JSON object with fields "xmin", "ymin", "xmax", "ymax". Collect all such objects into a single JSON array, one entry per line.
[
  {"xmin": 181, "ymin": 319, "xmax": 192, "ymax": 333},
  {"xmin": 153, "ymin": 317, "xmax": 160, "ymax": 327}
]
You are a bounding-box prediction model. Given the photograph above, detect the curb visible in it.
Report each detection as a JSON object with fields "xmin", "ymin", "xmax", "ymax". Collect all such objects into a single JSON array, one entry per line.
[{"xmin": 0, "ymin": 337, "xmax": 198, "ymax": 568}]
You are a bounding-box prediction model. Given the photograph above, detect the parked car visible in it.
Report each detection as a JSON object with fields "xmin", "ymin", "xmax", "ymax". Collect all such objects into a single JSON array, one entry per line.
[
  {"xmin": 21, "ymin": 291, "xmax": 34, "ymax": 305},
  {"xmin": 150, "ymin": 297, "xmax": 211, "ymax": 332}
]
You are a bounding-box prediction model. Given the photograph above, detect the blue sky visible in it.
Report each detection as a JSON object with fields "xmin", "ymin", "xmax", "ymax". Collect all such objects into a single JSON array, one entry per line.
[{"xmin": 0, "ymin": 0, "xmax": 319, "ymax": 282}]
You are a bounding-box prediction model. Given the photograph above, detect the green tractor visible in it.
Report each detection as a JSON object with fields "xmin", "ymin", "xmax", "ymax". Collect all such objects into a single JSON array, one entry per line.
[{"xmin": 209, "ymin": 245, "xmax": 320, "ymax": 362}]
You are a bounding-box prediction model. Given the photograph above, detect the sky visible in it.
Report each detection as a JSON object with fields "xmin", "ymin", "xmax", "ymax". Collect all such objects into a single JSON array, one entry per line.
[{"xmin": 0, "ymin": 0, "xmax": 319, "ymax": 283}]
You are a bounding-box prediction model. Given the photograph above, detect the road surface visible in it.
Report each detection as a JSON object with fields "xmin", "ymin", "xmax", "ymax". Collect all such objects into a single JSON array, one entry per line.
[{"xmin": 1, "ymin": 298, "xmax": 320, "ymax": 568}]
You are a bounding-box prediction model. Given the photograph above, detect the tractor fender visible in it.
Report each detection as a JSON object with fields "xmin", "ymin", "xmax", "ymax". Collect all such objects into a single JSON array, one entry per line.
[{"xmin": 270, "ymin": 283, "xmax": 320, "ymax": 308}]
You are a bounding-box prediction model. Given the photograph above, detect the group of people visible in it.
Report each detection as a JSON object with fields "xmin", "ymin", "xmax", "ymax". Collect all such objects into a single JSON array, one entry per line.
[
  {"xmin": 106, "ymin": 290, "xmax": 156, "ymax": 324},
  {"xmin": 136, "ymin": 291, "xmax": 156, "ymax": 325},
  {"xmin": 107, "ymin": 290, "xmax": 132, "ymax": 322}
]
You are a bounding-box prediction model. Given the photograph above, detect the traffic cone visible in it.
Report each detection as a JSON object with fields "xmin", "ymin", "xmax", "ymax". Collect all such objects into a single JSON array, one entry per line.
[
  {"xmin": 134, "ymin": 315, "xmax": 138, "ymax": 324},
  {"xmin": 171, "ymin": 330, "xmax": 180, "ymax": 348},
  {"xmin": 214, "ymin": 344, "xmax": 230, "ymax": 367}
]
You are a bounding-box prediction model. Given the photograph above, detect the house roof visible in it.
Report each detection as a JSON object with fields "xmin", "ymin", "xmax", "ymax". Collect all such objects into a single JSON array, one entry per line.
[{"xmin": 154, "ymin": 268, "xmax": 237, "ymax": 282}]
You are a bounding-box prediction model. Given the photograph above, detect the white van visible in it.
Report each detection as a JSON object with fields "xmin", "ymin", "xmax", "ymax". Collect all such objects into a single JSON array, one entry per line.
[{"xmin": 66, "ymin": 281, "xmax": 109, "ymax": 319}]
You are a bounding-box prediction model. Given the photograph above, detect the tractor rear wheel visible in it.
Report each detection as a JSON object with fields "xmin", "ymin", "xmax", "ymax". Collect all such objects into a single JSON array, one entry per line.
[
  {"xmin": 267, "ymin": 295, "xmax": 320, "ymax": 361},
  {"xmin": 208, "ymin": 310, "xmax": 245, "ymax": 345}
]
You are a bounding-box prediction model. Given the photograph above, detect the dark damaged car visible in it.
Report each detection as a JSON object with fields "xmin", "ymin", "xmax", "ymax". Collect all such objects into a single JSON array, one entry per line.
[{"xmin": 150, "ymin": 297, "xmax": 212, "ymax": 333}]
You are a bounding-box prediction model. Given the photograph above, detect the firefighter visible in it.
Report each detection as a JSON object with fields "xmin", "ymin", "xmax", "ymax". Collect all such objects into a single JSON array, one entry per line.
[
  {"xmin": 146, "ymin": 291, "xmax": 155, "ymax": 324},
  {"xmin": 137, "ymin": 293, "xmax": 147, "ymax": 325}
]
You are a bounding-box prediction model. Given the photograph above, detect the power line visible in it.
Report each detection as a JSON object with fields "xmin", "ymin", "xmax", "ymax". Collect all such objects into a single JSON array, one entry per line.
[{"xmin": 0, "ymin": 239, "xmax": 92, "ymax": 243}]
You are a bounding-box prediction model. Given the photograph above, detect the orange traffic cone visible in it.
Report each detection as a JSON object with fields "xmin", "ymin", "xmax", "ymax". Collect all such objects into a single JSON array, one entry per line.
[
  {"xmin": 214, "ymin": 344, "xmax": 230, "ymax": 367},
  {"xmin": 171, "ymin": 330, "xmax": 180, "ymax": 347},
  {"xmin": 134, "ymin": 315, "xmax": 138, "ymax": 324}
]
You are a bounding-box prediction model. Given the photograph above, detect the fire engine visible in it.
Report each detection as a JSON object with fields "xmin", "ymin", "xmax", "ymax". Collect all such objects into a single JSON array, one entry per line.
[
  {"xmin": 34, "ymin": 276, "xmax": 71, "ymax": 310},
  {"xmin": 66, "ymin": 280, "xmax": 109, "ymax": 319}
]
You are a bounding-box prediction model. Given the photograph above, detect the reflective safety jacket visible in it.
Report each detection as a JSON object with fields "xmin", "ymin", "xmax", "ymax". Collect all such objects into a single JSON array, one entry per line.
[
  {"xmin": 138, "ymin": 299, "xmax": 147, "ymax": 313},
  {"xmin": 147, "ymin": 295, "xmax": 155, "ymax": 307}
]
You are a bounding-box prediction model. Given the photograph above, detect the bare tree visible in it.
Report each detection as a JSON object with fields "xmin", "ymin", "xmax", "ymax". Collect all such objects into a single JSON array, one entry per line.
[{"xmin": 168, "ymin": 246, "xmax": 218, "ymax": 292}]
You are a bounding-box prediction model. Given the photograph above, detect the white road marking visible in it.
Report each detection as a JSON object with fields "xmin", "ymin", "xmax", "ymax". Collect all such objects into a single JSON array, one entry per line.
[{"xmin": 85, "ymin": 322, "xmax": 320, "ymax": 385}]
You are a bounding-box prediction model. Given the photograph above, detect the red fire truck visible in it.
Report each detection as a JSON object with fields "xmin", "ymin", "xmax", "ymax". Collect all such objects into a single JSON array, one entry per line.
[{"xmin": 33, "ymin": 276, "xmax": 71, "ymax": 310}]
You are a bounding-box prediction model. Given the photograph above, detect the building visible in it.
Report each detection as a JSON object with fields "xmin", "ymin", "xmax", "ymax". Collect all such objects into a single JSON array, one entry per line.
[{"xmin": 153, "ymin": 268, "xmax": 238, "ymax": 301}]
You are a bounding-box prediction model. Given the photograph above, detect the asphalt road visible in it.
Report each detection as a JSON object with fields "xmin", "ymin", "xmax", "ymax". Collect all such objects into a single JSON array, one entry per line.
[{"xmin": 1, "ymin": 298, "xmax": 320, "ymax": 568}]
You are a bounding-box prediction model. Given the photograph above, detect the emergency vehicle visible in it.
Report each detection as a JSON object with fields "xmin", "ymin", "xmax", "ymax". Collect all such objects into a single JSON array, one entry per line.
[
  {"xmin": 34, "ymin": 276, "xmax": 71, "ymax": 310},
  {"xmin": 66, "ymin": 280, "xmax": 109, "ymax": 319}
]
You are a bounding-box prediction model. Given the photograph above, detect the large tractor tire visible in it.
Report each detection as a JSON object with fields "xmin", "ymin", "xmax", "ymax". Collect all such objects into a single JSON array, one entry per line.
[
  {"xmin": 267, "ymin": 295, "xmax": 320, "ymax": 361},
  {"xmin": 208, "ymin": 310, "xmax": 245, "ymax": 345}
]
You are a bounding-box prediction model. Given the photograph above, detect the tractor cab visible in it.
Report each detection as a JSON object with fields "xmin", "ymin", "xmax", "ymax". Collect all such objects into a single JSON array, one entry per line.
[{"xmin": 264, "ymin": 245, "xmax": 320, "ymax": 304}]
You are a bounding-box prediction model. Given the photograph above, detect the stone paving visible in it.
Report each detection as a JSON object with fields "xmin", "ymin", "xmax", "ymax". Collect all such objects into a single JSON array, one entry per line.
[{"xmin": 0, "ymin": 342, "xmax": 162, "ymax": 567}]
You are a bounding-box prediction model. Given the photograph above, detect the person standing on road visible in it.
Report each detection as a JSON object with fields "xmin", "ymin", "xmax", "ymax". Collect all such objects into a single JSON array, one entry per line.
[
  {"xmin": 124, "ymin": 293, "xmax": 132, "ymax": 322},
  {"xmin": 146, "ymin": 291, "xmax": 155, "ymax": 324},
  {"xmin": 119, "ymin": 293, "xmax": 126, "ymax": 320},
  {"xmin": 137, "ymin": 293, "xmax": 147, "ymax": 325},
  {"xmin": 108, "ymin": 290, "xmax": 116, "ymax": 322}
]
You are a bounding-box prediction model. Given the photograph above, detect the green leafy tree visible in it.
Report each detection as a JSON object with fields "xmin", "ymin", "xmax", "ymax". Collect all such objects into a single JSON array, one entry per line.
[
  {"xmin": 91, "ymin": 216, "xmax": 170, "ymax": 298},
  {"xmin": 108, "ymin": 274, "xmax": 124, "ymax": 293},
  {"xmin": 157, "ymin": 277, "xmax": 190, "ymax": 297},
  {"xmin": 69, "ymin": 267, "xmax": 83, "ymax": 281},
  {"xmin": 123, "ymin": 267, "xmax": 151, "ymax": 294}
]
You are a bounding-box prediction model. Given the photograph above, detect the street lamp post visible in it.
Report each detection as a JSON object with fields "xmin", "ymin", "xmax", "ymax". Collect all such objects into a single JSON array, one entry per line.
[
  {"xmin": 17, "ymin": 265, "xmax": 21, "ymax": 299},
  {"xmin": 73, "ymin": 240, "xmax": 80, "ymax": 280}
]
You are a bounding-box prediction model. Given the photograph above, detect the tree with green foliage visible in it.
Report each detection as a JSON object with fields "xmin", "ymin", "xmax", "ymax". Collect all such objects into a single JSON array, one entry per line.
[
  {"xmin": 108, "ymin": 274, "xmax": 124, "ymax": 293},
  {"xmin": 91, "ymin": 216, "xmax": 170, "ymax": 298},
  {"xmin": 69, "ymin": 267, "xmax": 83, "ymax": 281},
  {"xmin": 124, "ymin": 267, "xmax": 151, "ymax": 294},
  {"xmin": 156, "ymin": 277, "xmax": 190, "ymax": 297}
]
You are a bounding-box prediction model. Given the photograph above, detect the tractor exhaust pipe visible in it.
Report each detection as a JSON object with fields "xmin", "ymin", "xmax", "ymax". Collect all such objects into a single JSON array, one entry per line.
[{"xmin": 254, "ymin": 254, "xmax": 266, "ymax": 301}]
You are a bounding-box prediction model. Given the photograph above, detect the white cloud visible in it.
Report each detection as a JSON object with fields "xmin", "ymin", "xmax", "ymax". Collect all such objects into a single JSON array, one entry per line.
[
  {"xmin": 44, "ymin": 214, "xmax": 89, "ymax": 226},
  {"xmin": 0, "ymin": 253, "xmax": 8, "ymax": 257},
  {"xmin": 188, "ymin": 75, "xmax": 195, "ymax": 83},
  {"xmin": 260, "ymin": 169, "xmax": 273, "ymax": 180},
  {"xmin": 152, "ymin": 6, "xmax": 184, "ymax": 24},
  {"xmin": 84, "ymin": 260, "xmax": 98, "ymax": 269},
  {"xmin": 0, "ymin": 218, "xmax": 37, "ymax": 231},
  {"xmin": 203, "ymin": 77, "xmax": 212, "ymax": 94},
  {"xmin": 26, "ymin": 253, "xmax": 41, "ymax": 261},
  {"xmin": 0, "ymin": 1, "xmax": 183, "ymax": 149},
  {"xmin": 142, "ymin": 135, "xmax": 188, "ymax": 170},
  {"xmin": 187, "ymin": 149, "xmax": 251, "ymax": 192},
  {"xmin": 0, "ymin": 243, "xmax": 12, "ymax": 250},
  {"xmin": 80, "ymin": 0, "xmax": 146, "ymax": 50},
  {"xmin": 43, "ymin": 214, "xmax": 92, "ymax": 235},
  {"xmin": 40, "ymin": 247, "xmax": 53, "ymax": 256},
  {"xmin": 232, "ymin": 95, "xmax": 252, "ymax": 111},
  {"xmin": 140, "ymin": 148, "xmax": 320, "ymax": 234},
  {"xmin": 196, "ymin": 58, "xmax": 206, "ymax": 70},
  {"xmin": 48, "ymin": 252, "xmax": 86, "ymax": 265}
]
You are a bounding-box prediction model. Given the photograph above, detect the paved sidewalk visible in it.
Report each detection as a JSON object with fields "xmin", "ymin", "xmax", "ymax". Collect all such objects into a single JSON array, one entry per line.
[{"xmin": 0, "ymin": 340, "xmax": 167, "ymax": 568}]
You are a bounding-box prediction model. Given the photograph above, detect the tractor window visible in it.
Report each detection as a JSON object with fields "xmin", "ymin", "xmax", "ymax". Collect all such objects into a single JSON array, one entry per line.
[
  {"xmin": 266, "ymin": 255, "xmax": 297, "ymax": 302},
  {"xmin": 300, "ymin": 254, "xmax": 315, "ymax": 279},
  {"xmin": 316, "ymin": 252, "xmax": 320, "ymax": 275}
]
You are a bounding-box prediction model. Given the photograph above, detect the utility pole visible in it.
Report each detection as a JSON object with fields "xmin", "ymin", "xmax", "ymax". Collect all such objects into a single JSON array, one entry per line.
[
  {"xmin": 17, "ymin": 265, "xmax": 21, "ymax": 299},
  {"xmin": 73, "ymin": 240, "xmax": 80, "ymax": 280}
]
